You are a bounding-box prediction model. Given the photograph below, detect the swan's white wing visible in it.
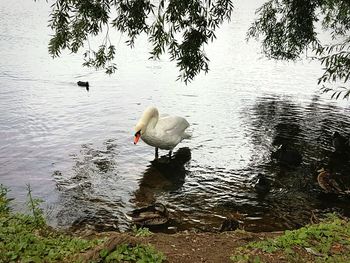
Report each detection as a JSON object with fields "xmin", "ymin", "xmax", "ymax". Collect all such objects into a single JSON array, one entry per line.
[
  {"xmin": 157, "ymin": 115, "xmax": 189, "ymax": 137},
  {"xmin": 160, "ymin": 113, "xmax": 170, "ymax": 118}
]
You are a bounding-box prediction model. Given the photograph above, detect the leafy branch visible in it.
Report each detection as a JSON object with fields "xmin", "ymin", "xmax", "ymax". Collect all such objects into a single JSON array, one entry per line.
[
  {"xmin": 317, "ymin": 40, "xmax": 350, "ymax": 99},
  {"xmin": 48, "ymin": 0, "xmax": 234, "ymax": 83},
  {"xmin": 247, "ymin": 0, "xmax": 350, "ymax": 100}
]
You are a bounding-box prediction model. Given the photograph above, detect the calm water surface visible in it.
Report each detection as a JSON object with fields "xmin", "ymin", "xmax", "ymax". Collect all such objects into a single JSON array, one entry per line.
[{"xmin": 1, "ymin": 0, "xmax": 350, "ymax": 232}]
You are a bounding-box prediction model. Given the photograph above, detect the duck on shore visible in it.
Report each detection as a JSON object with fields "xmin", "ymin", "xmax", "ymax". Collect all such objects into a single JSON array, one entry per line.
[{"xmin": 219, "ymin": 217, "xmax": 240, "ymax": 232}]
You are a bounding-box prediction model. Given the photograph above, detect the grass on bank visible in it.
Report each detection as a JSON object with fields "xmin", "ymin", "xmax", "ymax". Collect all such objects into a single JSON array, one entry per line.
[
  {"xmin": 3, "ymin": 183, "xmax": 350, "ymax": 263},
  {"xmin": 99, "ymin": 244, "xmax": 165, "ymax": 263},
  {"xmin": 0, "ymin": 184, "xmax": 165, "ymax": 263},
  {"xmin": 231, "ymin": 213, "xmax": 350, "ymax": 263}
]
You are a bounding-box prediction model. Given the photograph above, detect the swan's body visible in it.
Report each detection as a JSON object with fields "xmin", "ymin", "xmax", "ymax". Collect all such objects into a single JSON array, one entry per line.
[{"xmin": 134, "ymin": 107, "xmax": 190, "ymax": 157}]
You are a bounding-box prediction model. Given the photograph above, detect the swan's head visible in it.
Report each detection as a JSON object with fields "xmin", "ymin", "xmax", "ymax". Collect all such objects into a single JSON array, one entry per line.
[
  {"xmin": 134, "ymin": 107, "xmax": 159, "ymax": 145},
  {"xmin": 134, "ymin": 124, "xmax": 143, "ymax": 144}
]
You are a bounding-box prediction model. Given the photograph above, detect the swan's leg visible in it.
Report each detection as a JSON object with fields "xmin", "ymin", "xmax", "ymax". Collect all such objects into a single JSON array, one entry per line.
[
  {"xmin": 168, "ymin": 150, "xmax": 172, "ymax": 159},
  {"xmin": 155, "ymin": 147, "xmax": 159, "ymax": 159}
]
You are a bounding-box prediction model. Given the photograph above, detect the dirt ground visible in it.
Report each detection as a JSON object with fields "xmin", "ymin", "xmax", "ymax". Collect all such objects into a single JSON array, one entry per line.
[{"xmin": 80, "ymin": 230, "xmax": 283, "ymax": 263}]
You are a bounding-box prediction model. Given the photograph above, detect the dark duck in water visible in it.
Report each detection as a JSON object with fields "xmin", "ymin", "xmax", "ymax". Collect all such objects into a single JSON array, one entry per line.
[
  {"xmin": 271, "ymin": 144, "xmax": 302, "ymax": 166},
  {"xmin": 254, "ymin": 173, "xmax": 271, "ymax": 195},
  {"xmin": 332, "ymin": 131, "xmax": 349, "ymax": 153},
  {"xmin": 77, "ymin": 81, "xmax": 89, "ymax": 91}
]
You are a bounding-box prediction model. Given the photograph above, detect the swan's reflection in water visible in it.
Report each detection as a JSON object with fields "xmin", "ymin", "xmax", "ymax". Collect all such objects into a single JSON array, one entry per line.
[{"xmin": 133, "ymin": 147, "xmax": 191, "ymax": 206}]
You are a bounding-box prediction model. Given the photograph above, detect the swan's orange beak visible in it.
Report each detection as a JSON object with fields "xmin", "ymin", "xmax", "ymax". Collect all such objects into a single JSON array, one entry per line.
[{"xmin": 134, "ymin": 132, "xmax": 141, "ymax": 145}]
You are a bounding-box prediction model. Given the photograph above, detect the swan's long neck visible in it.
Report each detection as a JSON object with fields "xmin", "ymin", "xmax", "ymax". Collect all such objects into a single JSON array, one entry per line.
[
  {"xmin": 144, "ymin": 108, "xmax": 159, "ymax": 129},
  {"xmin": 147, "ymin": 115, "xmax": 158, "ymax": 129},
  {"xmin": 136, "ymin": 107, "xmax": 159, "ymax": 133}
]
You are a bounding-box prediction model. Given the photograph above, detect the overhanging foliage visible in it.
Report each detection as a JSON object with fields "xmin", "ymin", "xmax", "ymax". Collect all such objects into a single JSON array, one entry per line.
[
  {"xmin": 248, "ymin": 0, "xmax": 350, "ymax": 99},
  {"xmin": 48, "ymin": 0, "xmax": 349, "ymax": 94},
  {"xmin": 48, "ymin": 0, "xmax": 233, "ymax": 83}
]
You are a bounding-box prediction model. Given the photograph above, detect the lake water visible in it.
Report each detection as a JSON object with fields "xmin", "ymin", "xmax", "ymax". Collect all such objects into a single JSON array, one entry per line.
[{"xmin": 1, "ymin": 0, "xmax": 350, "ymax": 232}]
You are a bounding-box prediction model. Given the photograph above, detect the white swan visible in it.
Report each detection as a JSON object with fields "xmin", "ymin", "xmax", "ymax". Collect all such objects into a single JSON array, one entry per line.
[{"xmin": 134, "ymin": 107, "xmax": 190, "ymax": 158}]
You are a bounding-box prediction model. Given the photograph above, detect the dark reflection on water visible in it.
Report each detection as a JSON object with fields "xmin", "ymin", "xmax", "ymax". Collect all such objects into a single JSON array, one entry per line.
[
  {"xmin": 53, "ymin": 140, "xmax": 124, "ymax": 231},
  {"xmin": 133, "ymin": 147, "xmax": 192, "ymax": 206},
  {"xmin": 239, "ymin": 95, "xmax": 350, "ymax": 231}
]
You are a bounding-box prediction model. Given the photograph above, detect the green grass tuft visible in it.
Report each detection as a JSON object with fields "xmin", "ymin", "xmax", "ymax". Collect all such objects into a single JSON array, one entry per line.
[
  {"xmin": 0, "ymin": 184, "xmax": 166, "ymax": 263},
  {"xmin": 0, "ymin": 184, "xmax": 98, "ymax": 262},
  {"xmin": 132, "ymin": 225, "xmax": 153, "ymax": 237},
  {"xmin": 99, "ymin": 244, "xmax": 165, "ymax": 263},
  {"xmin": 231, "ymin": 213, "xmax": 350, "ymax": 262}
]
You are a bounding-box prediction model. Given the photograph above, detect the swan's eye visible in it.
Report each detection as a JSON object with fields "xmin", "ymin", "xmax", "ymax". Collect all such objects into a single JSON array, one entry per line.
[{"xmin": 134, "ymin": 130, "xmax": 141, "ymax": 136}]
